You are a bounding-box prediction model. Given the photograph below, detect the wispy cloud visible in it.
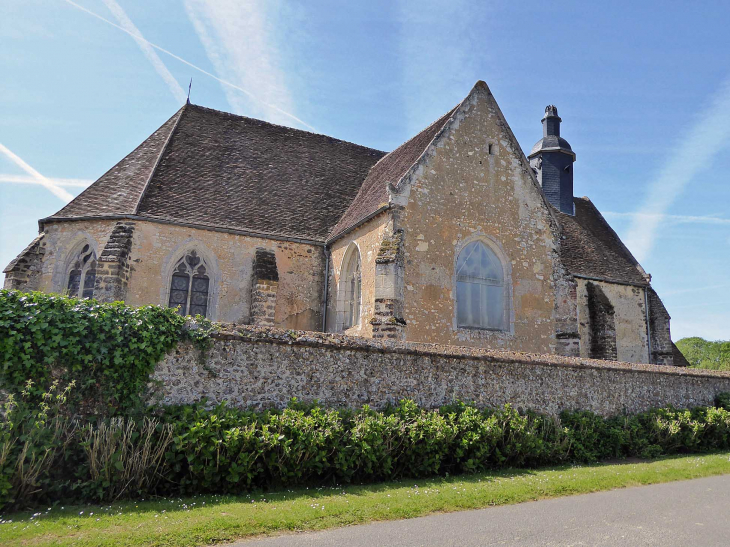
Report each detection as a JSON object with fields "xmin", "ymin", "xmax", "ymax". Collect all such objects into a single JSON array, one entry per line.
[
  {"xmin": 183, "ymin": 0, "xmax": 300, "ymax": 127},
  {"xmin": 101, "ymin": 0, "xmax": 186, "ymax": 104},
  {"xmin": 624, "ymin": 75, "xmax": 730, "ymax": 261},
  {"xmin": 0, "ymin": 144, "xmax": 74, "ymax": 202},
  {"xmin": 0, "ymin": 174, "xmax": 92, "ymax": 188},
  {"xmin": 662, "ymin": 283, "xmax": 730, "ymax": 297},
  {"xmin": 397, "ymin": 0, "xmax": 481, "ymax": 133},
  {"xmin": 62, "ymin": 0, "xmax": 314, "ymax": 131},
  {"xmin": 604, "ymin": 211, "xmax": 730, "ymax": 227}
]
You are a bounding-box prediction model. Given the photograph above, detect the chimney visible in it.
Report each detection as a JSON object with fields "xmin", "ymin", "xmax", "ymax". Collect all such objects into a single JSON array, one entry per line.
[{"xmin": 528, "ymin": 105, "xmax": 576, "ymax": 215}]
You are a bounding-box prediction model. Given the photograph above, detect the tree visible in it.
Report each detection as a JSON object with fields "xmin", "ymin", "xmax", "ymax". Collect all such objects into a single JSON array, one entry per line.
[{"xmin": 675, "ymin": 337, "xmax": 730, "ymax": 371}]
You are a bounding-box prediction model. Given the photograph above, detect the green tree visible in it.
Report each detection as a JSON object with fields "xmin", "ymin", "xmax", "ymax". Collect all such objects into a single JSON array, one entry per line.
[{"xmin": 675, "ymin": 337, "xmax": 730, "ymax": 371}]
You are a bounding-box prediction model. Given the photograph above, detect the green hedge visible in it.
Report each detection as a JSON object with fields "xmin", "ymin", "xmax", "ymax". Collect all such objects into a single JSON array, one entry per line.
[{"xmin": 3, "ymin": 393, "xmax": 730, "ymax": 510}]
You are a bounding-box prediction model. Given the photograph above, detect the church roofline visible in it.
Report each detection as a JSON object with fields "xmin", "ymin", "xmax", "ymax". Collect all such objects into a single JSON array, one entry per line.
[{"xmin": 38, "ymin": 214, "xmax": 327, "ymax": 247}]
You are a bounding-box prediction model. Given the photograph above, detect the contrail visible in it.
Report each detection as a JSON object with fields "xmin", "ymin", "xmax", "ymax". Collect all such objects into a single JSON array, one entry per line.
[
  {"xmin": 0, "ymin": 144, "xmax": 74, "ymax": 202},
  {"xmin": 624, "ymin": 75, "xmax": 730, "ymax": 261},
  {"xmin": 0, "ymin": 174, "xmax": 92, "ymax": 188},
  {"xmin": 101, "ymin": 0, "xmax": 187, "ymax": 104},
  {"xmin": 604, "ymin": 211, "xmax": 730, "ymax": 226},
  {"xmin": 62, "ymin": 0, "xmax": 316, "ymax": 132},
  {"xmin": 184, "ymin": 0, "xmax": 297, "ymax": 127}
]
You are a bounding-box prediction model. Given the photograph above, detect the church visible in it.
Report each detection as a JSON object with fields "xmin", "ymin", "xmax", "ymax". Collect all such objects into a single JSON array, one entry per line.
[{"xmin": 4, "ymin": 81, "xmax": 686, "ymax": 366}]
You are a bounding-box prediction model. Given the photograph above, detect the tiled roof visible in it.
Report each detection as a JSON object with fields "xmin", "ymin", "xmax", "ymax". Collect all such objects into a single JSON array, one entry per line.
[
  {"xmin": 328, "ymin": 106, "xmax": 458, "ymax": 240},
  {"xmin": 44, "ymin": 100, "xmax": 649, "ymax": 289},
  {"xmin": 557, "ymin": 197, "xmax": 648, "ymax": 285},
  {"xmin": 672, "ymin": 342, "xmax": 691, "ymax": 367},
  {"xmin": 45, "ymin": 104, "xmax": 384, "ymax": 242},
  {"xmin": 49, "ymin": 108, "xmax": 184, "ymax": 219}
]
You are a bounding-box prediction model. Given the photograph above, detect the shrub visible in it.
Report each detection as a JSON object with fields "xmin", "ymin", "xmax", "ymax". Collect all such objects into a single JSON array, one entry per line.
[
  {"xmin": 0, "ymin": 380, "xmax": 77, "ymax": 508},
  {"xmin": 80, "ymin": 417, "xmax": 173, "ymax": 502},
  {"xmin": 2, "ymin": 397, "xmax": 730, "ymax": 511},
  {"xmin": 0, "ymin": 290, "xmax": 216, "ymax": 413}
]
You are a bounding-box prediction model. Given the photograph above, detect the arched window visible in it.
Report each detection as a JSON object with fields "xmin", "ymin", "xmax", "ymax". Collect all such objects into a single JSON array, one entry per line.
[
  {"xmin": 167, "ymin": 250, "xmax": 210, "ymax": 317},
  {"xmin": 66, "ymin": 243, "xmax": 97, "ymax": 299},
  {"xmin": 341, "ymin": 247, "xmax": 361, "ymax": 330},
  {"xmin": 456, "ymin": 241, "xmax": 506, "ymax": 330}
]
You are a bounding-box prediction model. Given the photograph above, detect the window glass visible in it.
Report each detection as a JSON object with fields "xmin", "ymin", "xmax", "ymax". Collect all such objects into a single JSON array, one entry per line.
[
  {"xmin": 66, "ymin": 244, "xmax": 96, "ymax": 299},
  {"xmin": 456, "ymin": 241, "xmax": 505, "ymax": 330},
  {"xmin": 342, "ymin": 248, "xmax": 361, "ymax": 330},
  {"xmin": 168, "ymin": 251, "xmax": 210, "ymax": 318}
]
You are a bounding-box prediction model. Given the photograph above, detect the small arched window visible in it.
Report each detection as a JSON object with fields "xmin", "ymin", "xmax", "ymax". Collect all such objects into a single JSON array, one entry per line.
[
  {"xmin": 341, "ymin": 247, "xmax": 361, "ymax": 330},
  {"xmin": 66, "ymin": 243, "xmax": 97, "ymax": 299},
  {"xmin": 456, "ymin": 241, "xmax": 505, "ymax": 330},
  {"xmin": 168, "ymin": 250, "xmax": 210, "ymax": 317}
]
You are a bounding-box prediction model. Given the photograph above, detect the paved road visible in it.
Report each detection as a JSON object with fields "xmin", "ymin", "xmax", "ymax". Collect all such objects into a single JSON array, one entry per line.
[{"xmin": 230, "ymin": 474, "xmax": 730, "ymax": 546}]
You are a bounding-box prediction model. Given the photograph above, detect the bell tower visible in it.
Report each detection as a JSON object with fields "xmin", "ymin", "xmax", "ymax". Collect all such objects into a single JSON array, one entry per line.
[{"xmin": 528, "ymin": 105, "xmax": 576, "ymax": 215}]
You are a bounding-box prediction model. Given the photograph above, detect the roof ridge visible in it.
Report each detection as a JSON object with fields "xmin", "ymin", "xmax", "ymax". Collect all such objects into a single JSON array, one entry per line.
[
  {"xmin": 186, "ymin": 103, "xmax": 386, "ymax": 156},
  {"xmin": 133, "ymin": 103, "xmax": 187, "ymax": 215}
]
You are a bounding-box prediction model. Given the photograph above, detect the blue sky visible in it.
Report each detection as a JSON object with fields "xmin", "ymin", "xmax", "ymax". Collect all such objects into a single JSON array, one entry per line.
[{"xmin": 1, "ymin": 0, "xmax": 729, "ymax": 341}]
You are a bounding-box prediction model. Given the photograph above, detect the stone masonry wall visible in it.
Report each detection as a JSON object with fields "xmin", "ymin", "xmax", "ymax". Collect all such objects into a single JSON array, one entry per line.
[
  {"xmin": 152, "ymin": 325, "xmax": 730, "ymax": 417},
  {"xmin": 397, "ymin": 84, "xmax": 563, "ymax": 352}
]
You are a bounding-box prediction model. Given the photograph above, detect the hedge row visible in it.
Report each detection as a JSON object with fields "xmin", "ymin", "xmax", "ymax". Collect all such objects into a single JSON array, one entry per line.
[{"xmin": 3, "ymin": 392, "xmax": 730, "ymax": 511}]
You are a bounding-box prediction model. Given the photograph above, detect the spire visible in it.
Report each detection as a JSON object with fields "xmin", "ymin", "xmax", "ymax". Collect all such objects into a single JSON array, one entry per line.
[{"xmin": 542, "ymin": 105, "xmax": 561, "ymax": 137}]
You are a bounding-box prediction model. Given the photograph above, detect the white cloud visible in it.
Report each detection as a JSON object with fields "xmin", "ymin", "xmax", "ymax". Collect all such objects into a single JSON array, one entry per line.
[
  {"xmin": 0, "ymin": 144, "xmax": 73, "ymax": 202},
  {"xmin": 397, "ymin": 0, "xmax": 480, "ymax": 133},
  {"xmin": 0, "ymin": 174, "xmax": 92, "ymax": 188},
  {"xmin": 624, "ymin": 75, "xmax": 730, "ymax": 261},
  {"xmin": 63, "ymin": 0, "xmax": 314, "ymax": 131},
  {"xmin": 101, "ymin": 0, "xmax": 187, "ymax": 104},
  {"xmin": 184, "ymin": 0, "xmax": 300, "ymax": 127}
]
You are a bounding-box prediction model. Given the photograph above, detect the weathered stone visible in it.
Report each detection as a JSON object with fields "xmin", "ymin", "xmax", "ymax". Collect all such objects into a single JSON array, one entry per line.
[{"xmin": 152, "ymin": 325, "xmax": 730, "ymax": 416}]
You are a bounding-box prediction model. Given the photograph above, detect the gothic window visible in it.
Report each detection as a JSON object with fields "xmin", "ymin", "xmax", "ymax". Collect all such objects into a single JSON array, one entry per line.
[
  {"xmin": 167, "ymin": 250, "xmax": 210, "ymax": 317},
  {"xmin": 66, "ymin": 243, "xmax": 97, "ymax": 299},
  {"xmin": 341, "ymin": 247, "xmax": 362, "ymax": 330},
  {"xmin": 456, "ymin": 241, "xmax": 506, "ymax": 330}
]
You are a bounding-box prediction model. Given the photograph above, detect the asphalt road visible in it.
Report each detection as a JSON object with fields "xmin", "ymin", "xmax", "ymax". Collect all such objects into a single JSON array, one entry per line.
[{"xmin": 231, "ymin": 474, "xmax": 730, "ymax": 546}]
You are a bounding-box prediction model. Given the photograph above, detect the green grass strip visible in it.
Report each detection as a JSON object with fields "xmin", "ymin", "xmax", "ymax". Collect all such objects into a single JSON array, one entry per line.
[{"xmin": 2, "ymin": 452, "xmax": 730, "ymax": 547}]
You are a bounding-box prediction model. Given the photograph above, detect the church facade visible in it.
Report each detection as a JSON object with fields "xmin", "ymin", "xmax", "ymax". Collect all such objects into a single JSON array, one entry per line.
[{"xmin": 4, "ymin": 81, "xmax": 685, "ymax": 365}]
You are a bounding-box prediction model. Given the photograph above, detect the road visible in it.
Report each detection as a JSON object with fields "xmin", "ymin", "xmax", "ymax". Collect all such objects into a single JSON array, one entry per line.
[{"xmin": 230, "ymin": 474, "xmax": 730, "ymax": 546}]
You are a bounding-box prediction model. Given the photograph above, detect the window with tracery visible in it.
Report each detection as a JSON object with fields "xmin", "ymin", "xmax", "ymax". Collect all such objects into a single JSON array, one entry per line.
[
  {"xmin": 167, "ymin": 250, "xmax": 210, "ymax": 317},
  {"xmin": 456, "ymin": 240, "xmax": 506, "ymax": 330},
  {"xmin": 66, "ymin": 243, "xmax": 97, "ymax": 299},
  {"xmin": 341, "ymin": 247, "xmax": 361, "ymax": 330}
]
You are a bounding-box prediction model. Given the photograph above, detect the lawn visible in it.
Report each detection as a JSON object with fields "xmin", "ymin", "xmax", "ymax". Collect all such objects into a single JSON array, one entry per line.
[{"xmin": 2, "ymin": 452, "xmax": 730, "ymax": 547}]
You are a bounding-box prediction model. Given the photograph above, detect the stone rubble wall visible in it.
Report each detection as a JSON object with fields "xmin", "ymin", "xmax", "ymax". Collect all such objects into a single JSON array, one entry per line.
[{"xmin": 152, "ymin": 325, "xmax": 730, "ymax": 417}]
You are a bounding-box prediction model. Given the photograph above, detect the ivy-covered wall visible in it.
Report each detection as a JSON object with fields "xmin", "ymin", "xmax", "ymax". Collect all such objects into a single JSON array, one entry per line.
[{"xmin": 153, "ymin": 325, "xmax": 730, "ymax": 416}]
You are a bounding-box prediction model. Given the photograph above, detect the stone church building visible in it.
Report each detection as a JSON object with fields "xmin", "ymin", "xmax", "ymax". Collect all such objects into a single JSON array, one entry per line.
[{"xmin": 4, "ymin": 81, "xmax": 685, "ymax": 366}]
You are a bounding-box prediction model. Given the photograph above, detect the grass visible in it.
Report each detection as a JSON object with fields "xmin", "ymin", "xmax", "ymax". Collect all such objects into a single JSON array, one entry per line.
[{"xmin": 2, "ymin": 452, "xmax": 730, "ymax": 547}]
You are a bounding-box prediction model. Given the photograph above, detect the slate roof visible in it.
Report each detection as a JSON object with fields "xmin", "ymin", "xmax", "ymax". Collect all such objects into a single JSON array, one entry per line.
[
  {"xmin": 556, "ymin": 197, "xmax": 648, "ymax": 285},
  {"xmin": 45, "ymin": 104, "xmax": 385, "ymax": 242},
  {"xmin": 328, "ymin": 106, "xmax": 458, "ymax": 240}
]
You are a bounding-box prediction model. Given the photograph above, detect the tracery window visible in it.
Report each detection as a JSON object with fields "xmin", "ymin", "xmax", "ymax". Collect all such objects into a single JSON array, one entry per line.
[
  {"xmin": 341, "ymin": 247, "xmax": 361, "ymax": 330},
  {"xmin": 456, "ymin": 240, "xmax": 506, "ymax": 330},
  {"xmin": 167, "ymin": 250, "xmax": 210, "ymax": 317},
  {"xmin": 66, "ymin": 243, "xmax": 97, "ymax": 299}
]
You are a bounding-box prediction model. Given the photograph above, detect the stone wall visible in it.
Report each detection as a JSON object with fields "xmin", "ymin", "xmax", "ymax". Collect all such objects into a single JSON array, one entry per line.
[
  {"xmin": 152, "ymin": 325, "xmax": 730, "ymax": 417},
  {"xmin": 396, "ymin": 84, "xmax": 563, "ymax": 353},
  {"xmin": 576, "ymin": 279, "xmax": 650, "ymax": 364},
  {"xmin": 326, "ymin": 214, "xmax": 390, "ymax": 336}
]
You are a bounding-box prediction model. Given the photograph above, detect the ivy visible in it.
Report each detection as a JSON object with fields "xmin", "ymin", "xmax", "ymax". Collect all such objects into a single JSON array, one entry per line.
[{"xmin": 0, "ymin": 290, "xmax": 208, "ymax": 412}]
